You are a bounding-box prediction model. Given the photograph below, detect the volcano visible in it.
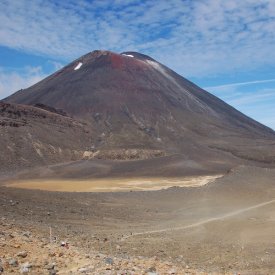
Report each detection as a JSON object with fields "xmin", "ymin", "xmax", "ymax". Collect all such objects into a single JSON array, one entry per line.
[{"xmin": 2, "ymin": 50, "xmax": 275, "ymax": 175}]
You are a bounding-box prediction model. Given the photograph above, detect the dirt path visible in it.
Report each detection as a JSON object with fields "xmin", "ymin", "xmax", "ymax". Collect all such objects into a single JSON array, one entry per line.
[{"xmin": 122, "ymin": 198, "xmax": 275, "ymax": 240}]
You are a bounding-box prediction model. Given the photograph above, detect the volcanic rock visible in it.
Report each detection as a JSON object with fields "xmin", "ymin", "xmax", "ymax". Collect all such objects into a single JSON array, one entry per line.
[{"xmin": 2, "ymin": 50, "xmax": 275, "ymax": 174}]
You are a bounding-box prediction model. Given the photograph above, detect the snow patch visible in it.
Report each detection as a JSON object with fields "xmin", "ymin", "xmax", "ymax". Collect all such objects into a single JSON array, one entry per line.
[
  {"xmin": 122, "ymin": 54, "xmax": 134, "ymax": 58},
  {"xmin": 74, "ymin": 62, "xmax": 83, "ymax": 70},
  {"xmin": 147, "ymin": 59, "xmax": 195, "ymax": 93},
  {"xmin": 146, "ymin": 60, "xmax": 184, "ymax": 90},
  {"xmin": 146, "ymin": 60, "xmax": 168, "ymax": 75}
]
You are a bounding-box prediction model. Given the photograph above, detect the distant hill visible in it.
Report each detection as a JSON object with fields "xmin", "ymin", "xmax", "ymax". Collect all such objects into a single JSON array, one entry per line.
[{"xmin": 0, "ymin": 102, "xmax": 93, "ymax": 174}]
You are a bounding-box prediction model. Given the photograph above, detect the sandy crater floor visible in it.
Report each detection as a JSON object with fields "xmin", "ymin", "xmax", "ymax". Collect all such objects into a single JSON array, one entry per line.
[
  {"xmin": 1, "ymin": 166, "xmax": 275, "ymax": 274},
  {"xmin": 4, "ymin": 175, "xmax": 222, "ymax": 192}
]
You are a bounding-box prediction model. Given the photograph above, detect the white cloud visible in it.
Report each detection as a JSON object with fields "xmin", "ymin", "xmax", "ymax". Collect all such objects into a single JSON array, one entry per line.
[
  {"xmin": 207, "ymin": 84, "xmax": 275, "ymax": 130},
  {"xmin": 205, "ymin": 79, "xmax": 275, "ymax": 91},
  {"xmin": 48, "ymin": 61, "xmax": 64, "ymax": 71},
  {"xmin": 226, "ymin": 89, "xmax": 275, "ymax": 106},
  {"xmin": 0, "ymin": 66, "xmax": 46, "ymax": 99},
  {"xmin": 0, "ymin": 0, "xmax": 275, "ymax": 77}
]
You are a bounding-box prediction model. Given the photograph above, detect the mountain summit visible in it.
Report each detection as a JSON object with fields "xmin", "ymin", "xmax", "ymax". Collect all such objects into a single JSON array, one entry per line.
[{"xmin": 3, "ymin": 50, "xmax": 275, "ymax": 173}]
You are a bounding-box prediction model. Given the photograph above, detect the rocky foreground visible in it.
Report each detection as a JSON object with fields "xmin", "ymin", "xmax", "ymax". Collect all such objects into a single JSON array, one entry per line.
[
  {"xmin": 0, "ymin": 221, "xmax": 224, "ymax": 275},
  {"xmin": 2, "ymin": 167, "xmax": 275, "ymax": 274}
]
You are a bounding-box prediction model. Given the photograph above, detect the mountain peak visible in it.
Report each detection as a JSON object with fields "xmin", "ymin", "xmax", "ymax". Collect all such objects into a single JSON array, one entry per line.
[
  {"xmin": 70, "ymin": 50, "xmax": 152, "ymax": 71},
  {"xmin": 73, "ymin": 50, "xmax": 157, "ymax": 69},
  {"xmin": 3, "ymin": 49, "xmax": 275, "ymax": 167},
  {"xmin": 121, "ymin": 51, "xmax": 156, "ymax": 62}
]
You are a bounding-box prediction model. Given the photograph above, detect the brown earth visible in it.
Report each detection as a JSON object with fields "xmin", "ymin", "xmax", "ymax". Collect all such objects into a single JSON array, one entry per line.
[
  {"xmin": 0, "ymin": 222, "xmax": 207, "ymax": 274},
  {"xmin": 1, "ymin": 166, "xmax": 275, "ymax": 274},
  {"xmin": 0, "ymin": 102, "xmax": 169, "ymax": 176},
  {"xmin": 0, "ymin": 102, "xmax": 94, "ymax": 175}
]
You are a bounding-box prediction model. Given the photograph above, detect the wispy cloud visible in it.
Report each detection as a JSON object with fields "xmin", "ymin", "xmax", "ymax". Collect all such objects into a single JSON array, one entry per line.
[
  {"xmin": 0, "ymin": 66, "xmax": 46, "ymax": 99},
  {"xmin": 205, "ymin": 79, "xmax": 275, "ymax": 90},
  {"xmin": 226, "ymin": 89, "xmax": 275, "ymax": 106},
  {"xmin": 48, "ymin": 61, "xmax": 64, "ymax": 71},
  {"xmin": 0, "ymin": 0, "xmax": 275, "ymax": 77},
  {"xmin": 207, "ymin": 86, "xmax": 275, "ymax": 130}
]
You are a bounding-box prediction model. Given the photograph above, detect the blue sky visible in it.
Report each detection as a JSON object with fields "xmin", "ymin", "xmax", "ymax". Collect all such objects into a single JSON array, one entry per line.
[{"xmin": 0, "ymin": 0, "xmax": 275, "ymax": 129}]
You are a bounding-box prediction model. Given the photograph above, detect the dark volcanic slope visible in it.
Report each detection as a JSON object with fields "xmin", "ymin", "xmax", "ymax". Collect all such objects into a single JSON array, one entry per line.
[
  {"xmin": 4, "ymin": 50, "xmax": 275, "ymax": 171},
  {"xmin": 0, "ymin": 102, "xmax": 93, "ymax": 174}
]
